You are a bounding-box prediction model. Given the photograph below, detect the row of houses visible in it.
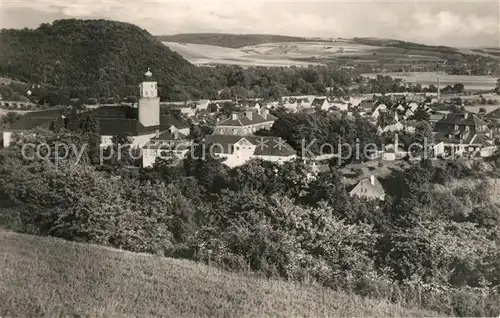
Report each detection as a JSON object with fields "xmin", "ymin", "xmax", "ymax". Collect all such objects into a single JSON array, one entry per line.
[{"xmin": 4, "ymin": 71, "xmax": 500, "ymax": 203}]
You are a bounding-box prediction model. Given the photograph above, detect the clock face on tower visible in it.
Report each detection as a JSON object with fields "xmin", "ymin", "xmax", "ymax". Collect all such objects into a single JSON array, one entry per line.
[{"xmin": 140, "ymin": 82, "xmax": 157, "ymax": 98}]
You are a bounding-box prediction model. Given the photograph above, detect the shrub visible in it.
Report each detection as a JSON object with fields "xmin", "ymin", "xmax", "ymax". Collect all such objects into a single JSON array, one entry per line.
[{"xmin": 196, "ymin": 193, "xmax": 379, "ymax": 287}]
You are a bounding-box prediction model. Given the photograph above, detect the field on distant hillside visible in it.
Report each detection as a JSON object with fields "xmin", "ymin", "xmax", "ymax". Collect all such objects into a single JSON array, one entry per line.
[
  {"xmin": 157, "ymin": 33, "xmax": 318, "ymax": 48},
  {"xmin": 163, "ymin": 39, "xmax": 454, "ymax": 67},
  {"xmin": 0, "ymin": 230, "xmax": 438, "ymax": 317},
  {"xmin": 362, "ymin": 72, "xmax": 498, "ymax": 91},
  {"xmin": 163, "ymin": 41, "xmax": 322, "ymax": 67},
  {"xmin": 470, "ymin": 47, "xmax": 500, "ymax": 58}
]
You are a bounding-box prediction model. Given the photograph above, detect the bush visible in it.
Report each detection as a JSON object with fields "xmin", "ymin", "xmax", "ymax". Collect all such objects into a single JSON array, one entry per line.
[
  {"xmin": 196, "ymin": 193, "xmax": 378, "ymax": 287},
  {"xmin": 1, "ymin": 129, "xmax": 499, "ymax": 317}
]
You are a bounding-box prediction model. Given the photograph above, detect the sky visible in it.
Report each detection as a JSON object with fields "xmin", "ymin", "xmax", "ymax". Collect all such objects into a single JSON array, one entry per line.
[{"xmin": 1, "ymin": 0, "xmax": 499, "ymax": 48}]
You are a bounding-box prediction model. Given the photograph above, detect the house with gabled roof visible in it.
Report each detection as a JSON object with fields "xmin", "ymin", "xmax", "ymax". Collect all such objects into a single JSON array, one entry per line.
[
  {"xmin": 281, "ymin": 97, "xmax": 313, "ymax": 112},
  {"xmin": 2, "ymin": 108, "xmax": 68, "ymax": 147},
  {"xmin": 371, "ymin": 103, "xmax": 387, "ymax": 119},
  {"xmin": 311, "ymin": 97, "xmax": 330, "ymax": 110},
  {"xmin": 349, "ymin": 174, "xmax": 386, "ymax": 201},
  {"xmin": 433, "ymin": 112, "xmax": 496, "ymax": 157},
  {"xmin": 429, "ymin": 112, "xmax": 446, "ymax": 124},
  {"xmin": 357, "ymin": 100, "xmax": 375, "ymax": 115},
  {"xmin": 213, "ymin": 109, "xmax": 276, "ymax": 136},
  {"xmin": 329, "ymin": 97, "xmax": 349, "ymax": 111},
  {"xmin": 196, "ymin": 100, "xmax": 211, "ymax": 112},
  {"xmin": 408, "ymin": 102, "xmax": 419, "ymax": 112},
  {"xmin": 241, "ymin": 100, "xmax": 261, "ymax": 111},
  {"xmin": 434, "ymin": 112, "xmax": 489, "ymax": 134},
  {"xmin": 142, "ymin": 129, "xmax": 192, "ymax": 167},
  {"xmin": 204, "ymin": 135, "xmax": 296, "ymax": 168}
]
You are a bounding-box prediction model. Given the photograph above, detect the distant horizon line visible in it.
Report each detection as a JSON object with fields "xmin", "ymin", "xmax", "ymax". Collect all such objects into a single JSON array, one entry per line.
[{"xmin": 0, "ymin": 18, "xmax": 494, "ymax": 50}]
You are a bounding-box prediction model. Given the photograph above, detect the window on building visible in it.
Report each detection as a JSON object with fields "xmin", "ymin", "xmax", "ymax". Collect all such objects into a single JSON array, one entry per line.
[{"xmin": 144, "ymin": 91, "xmax": 148, "ymax": 97}]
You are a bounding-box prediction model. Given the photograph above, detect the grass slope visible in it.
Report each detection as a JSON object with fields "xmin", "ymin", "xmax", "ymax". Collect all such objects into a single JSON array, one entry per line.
[{"xmin": 0, "ymin": 230, "xmax": 438, "ymax": 317}]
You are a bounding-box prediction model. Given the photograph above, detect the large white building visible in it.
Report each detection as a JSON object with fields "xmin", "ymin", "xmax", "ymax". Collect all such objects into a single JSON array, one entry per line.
[
  {"xmin": 204, "ymin": 135, "xmax": 297, "ymax": 168},
  {"xmin": 205, "ymin": 109, "xmax": 297, "ymax": 168}
]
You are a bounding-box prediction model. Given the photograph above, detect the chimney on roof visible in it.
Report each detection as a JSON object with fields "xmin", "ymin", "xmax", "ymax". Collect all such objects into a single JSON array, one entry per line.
[
  {"xmin": 437, "ymin": 76, "xmax": 441, "ymax": 102},
  {"xmin": 155, "ymin": 130, "xmax": 160, "ymax": 138},
  {"xmin": 174, "ymin": 130, "xmax": 179, "ymax": 139},
  {"xmin": 231, "ymin": 113, "xmax": 238, "ymax": 120},
  {"xmin": 463, "ymin": 112, "xmax": 468, "ymax": 119},
  {"xmin": 260, "ymin": 109, "xmax": 269, "ymax": 120},
  {"xmin": 246, "ymin": 111, "xmax": 253, "ymax": 120},
  {"xmin": 370, "ymin": 175, "xmax": 375, "ymax": 185}
]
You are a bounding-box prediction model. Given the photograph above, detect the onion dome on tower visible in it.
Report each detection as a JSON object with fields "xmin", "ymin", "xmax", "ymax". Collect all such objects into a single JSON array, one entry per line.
[{"xmin": 143, "ymin": 68, "xmax": 156, "ymax": 81}]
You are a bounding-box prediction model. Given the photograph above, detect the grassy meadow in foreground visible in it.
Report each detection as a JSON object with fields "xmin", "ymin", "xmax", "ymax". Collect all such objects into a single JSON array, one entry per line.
[{"xmin": 0, "ymin": 230, "xmax": 439, "ymax": 317}]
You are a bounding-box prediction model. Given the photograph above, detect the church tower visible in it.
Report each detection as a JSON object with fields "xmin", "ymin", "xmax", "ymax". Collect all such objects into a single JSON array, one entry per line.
[{"xmin": 138, "ymin": 68, "xmax": 160, "ymax": 127}]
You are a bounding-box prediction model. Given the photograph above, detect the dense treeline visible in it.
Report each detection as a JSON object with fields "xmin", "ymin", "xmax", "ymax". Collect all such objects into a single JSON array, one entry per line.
[
  {"xmin": 0, "ymin": 19, "xmax": 347, "ymax": 102},
  {"xmin": 0, "ymin": 19, "xmax": 208, "ymax": 101},
  {"xmin": 0, "ymin": 108, "xmax": 499, "ymax": 316},
  {"xmin": 1, "ymin": 19, "xmax": 456, "ymax": 105}
]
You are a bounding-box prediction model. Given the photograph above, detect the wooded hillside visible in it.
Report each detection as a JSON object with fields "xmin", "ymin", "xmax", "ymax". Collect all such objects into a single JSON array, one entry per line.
[{"xmin": 0, "ymin": 19, "xmax": 208, "ymax": 100}]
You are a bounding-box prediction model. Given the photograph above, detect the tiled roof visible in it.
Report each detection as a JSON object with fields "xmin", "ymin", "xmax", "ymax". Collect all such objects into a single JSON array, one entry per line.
[
  {"xmin": 486, "ymin": 107, "xmax": 500, "ymax": 119},
  {"xmin": 435, "ymin": 113, "xmax": 487, "ymax": 128},
  {"xmin": 98, "ymin": 118, "xmax": 158, "ymax": 136},
  {"xmin": 430, "ymin": 113, "xmax": 445, "ymax": 122},
  {"xmin": 350, "ymin": 176, "xmax": 385, "ymax": 198},
  {"xmin": 90, "ymin": 105, "xmax": 138, "ymax": 119},
  {"xmin": 159, "ymin": 116, "xmax": 190, "ymax": 130},
  {"xmin": 359, "ymin": 101, "xmax": 375, "ymax": 110},
  {"xmin": 6, "ymin": 108, "xmax": 68, "ymax": 131},
  {"xmin": 204, "ymin": 134, "xmax": 296, "ymax": 157},
  {"xmin": 152, "ymin": 130, "xmax": 187, "ymax": 141},
  {"xmin": 471, "ymin": 133, "xmax": 495, "ymax": 147},
  {"xmin": 435, "ymin": 130, "xmax": 494, "ymax": 146},
  {"xmin": 217, "ymin": 111, "xmax": 276, "ymax": 127},
  {"xmin": 3, "ymin": 92, "xmax": 193, "ymax": 138},
  {"xmin": 311, "ymin": 98, "xmax": 327, "ymax": 107},
  {"xmin": 249, "ymin": 136, "xmax": 296, "ymax": 157},
  {"xmin": 243, "ymin": 101, "xmax": 260, "ymax": 107}
]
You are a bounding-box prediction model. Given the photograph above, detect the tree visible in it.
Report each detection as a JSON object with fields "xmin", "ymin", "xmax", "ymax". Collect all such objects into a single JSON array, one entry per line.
[
  {"xmin": 219, "ymin": 102, "xmax": 237, "ymax": 117},
  {"xmin": 414, "ymin": 121, "xmax": 435, "ymax": 158},
  {"xmin": 453, "ymin": 83, "xmax": 465, "ymax": 94},
  {"xmin": 1, "ymin": 112, "xmax": 20, "ymax": 126},
  {"xmin": 410, "ymin": 108, "xmax": 431, "ymax": 122},
  {"xmin": 19, "ymin": 95, "xmax": 30, "ymax": 103},
  {"xmin": 100, "ymin": 134, "xmax": 138, "ymax": 168},
  {"xmin": 124, "ymin": 96, "xmax": 137, "ymax": 103},
  {"xmin": 10, "ymin": 92, "xmax": 21, "ymax": 101},
  {"xmin": 86, "ymin": 98, "xmax": 98, "ymax": 105}
]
